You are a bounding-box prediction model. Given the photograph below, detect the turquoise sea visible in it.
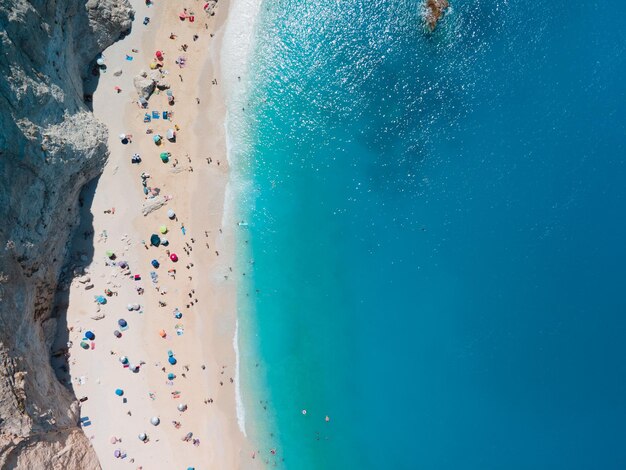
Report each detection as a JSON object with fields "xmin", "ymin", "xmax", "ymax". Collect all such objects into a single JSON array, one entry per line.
[{"xmin": 228, "ymin": 0, "xmax": 626, "ymax": 468}]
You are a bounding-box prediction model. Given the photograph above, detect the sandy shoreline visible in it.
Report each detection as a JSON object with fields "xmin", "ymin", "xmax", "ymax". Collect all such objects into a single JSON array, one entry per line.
[{"xmin": 52, "ymin": 0, "xmax": 257, "ymax": 467}]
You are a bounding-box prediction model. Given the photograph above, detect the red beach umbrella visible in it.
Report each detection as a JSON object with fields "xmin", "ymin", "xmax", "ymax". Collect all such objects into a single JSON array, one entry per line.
[{"xmin": 170, "ymin": 253, "xmax": 178, "ymax": 262}]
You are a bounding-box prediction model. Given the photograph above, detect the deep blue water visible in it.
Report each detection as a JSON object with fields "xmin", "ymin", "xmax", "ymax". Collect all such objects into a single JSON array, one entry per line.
[{"xmin": 231, "ymin": 0, "xmax": 626, "ymax": 468}]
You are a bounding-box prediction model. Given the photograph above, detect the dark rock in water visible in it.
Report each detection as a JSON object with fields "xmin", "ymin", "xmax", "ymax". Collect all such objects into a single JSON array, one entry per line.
[{"xmin": 424, "ymin": 0, "xmax": 449, "ymax": 31}]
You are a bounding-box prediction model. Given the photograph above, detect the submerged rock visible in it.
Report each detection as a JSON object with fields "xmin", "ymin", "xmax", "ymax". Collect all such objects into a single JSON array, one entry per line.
[{"xmin": 423, "ymin": 0, "xmax": 449, "ymax": 31}]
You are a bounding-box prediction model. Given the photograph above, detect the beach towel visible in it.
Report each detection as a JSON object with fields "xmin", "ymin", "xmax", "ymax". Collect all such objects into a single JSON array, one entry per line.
[
  {"xmin": 152, "ymin": 110, "xmax": 160, "ymax": 119},
  {"xmin": 162, "ymin": 111, "xmax": 168, "ymax": 119}
]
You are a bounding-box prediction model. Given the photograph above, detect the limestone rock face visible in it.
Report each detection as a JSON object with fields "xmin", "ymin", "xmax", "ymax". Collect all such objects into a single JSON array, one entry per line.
[{"xmin": 0, "ymin": 0, "xmax": 132, "ymax": 467}]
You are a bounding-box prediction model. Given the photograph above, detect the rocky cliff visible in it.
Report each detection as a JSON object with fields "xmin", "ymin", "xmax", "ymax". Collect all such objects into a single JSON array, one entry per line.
[{"xmin": 0, "ymin": 0, "xmax": 132, "ymax": 467}]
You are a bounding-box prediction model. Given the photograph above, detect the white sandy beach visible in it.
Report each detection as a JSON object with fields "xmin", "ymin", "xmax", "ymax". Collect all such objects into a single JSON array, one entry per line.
[{"xmin": 51, "ymin": 0, "xmax": 258, "ymax": 467}]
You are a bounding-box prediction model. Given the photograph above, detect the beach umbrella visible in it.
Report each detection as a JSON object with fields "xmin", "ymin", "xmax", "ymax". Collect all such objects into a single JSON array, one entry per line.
[
  {"xmin": 119, "ymin": 133, "xmax": 126, "ymax": 140},
  {"xmin": 166, "ymin": 129, "xmax": 175, "ymax": 140},
  {"xmin": 159, "ymin": 225, "xmax": 168, "ymax": 234},
  {"xmin": 113, "ymin": 330, "xmax": 122, "ymax": 338},
  {"xmin": 167, "ymin": 373, "xmax": 175, "ymax": 380},
  {"xmin": 150, "ymin": 233, "xmax": 161, "ymax": 246},
  {"xmin": 114, "ymin": 449, "xmax": 121, "ymax": 458},
  {"xmin": 167, "ymin": 209, "xmax": 175, "ymax": 219},
  {"xmin": 132, "ymin": 304, "xmax": 141, "ymax": 311},
  {"xmin": 160, "ymin": 152, "xmax": 169, "ymax": 163},
  {"xmin": 105, "ymin": 250, "xmax": 115, "ymax": 259},
  {"xmin": 159, "ymin": 329, "xmax": 166, "ymax": 338},
  {"xmin": 161, "ymin": 237, "xmax": 169, "ymax": 246},
  {"xmin": 96, "ymin": 57, "xmax": 105, "ymax": 66},
  {"xmin": 127, "ymin": 304, "xmax": 134, "ymax": 311},
  {"xmin": 118, "ymin": 319, "xmax": 128, "ymax": 328},
  {"xmin": 168, "ymin": 356, "xmax": 177, "ymax": 365},
  {"xmin": 138, "ymin": 433, "xmax": 147, "ymax": 442},
  {"xmin": 80, "ymin": 341, "xmax": 89, "ymax": 349},
  {"xmin": 130, "ymin": 364, "xmax": 140, "ymax": 372},
  {"xmin": 174, "ymin": 310, "xmax": 182, "ymax": 319},
  {"xmin": 151, "ymin": 416, "xmax": 160, "ymax": 426},
  {"xmin": 95, "ymin": 295, "xmax": 107, "ymax": 304},
  {"xmin": 151, "ymin": 259, "xmax": 160, "ymax": 268},
  {"xmin": 170, "ymin": 253, "xmax": 178, "ymax": 262},
  {"xmin": 110, "ymin": 436, "xmax": 118, "ymax": 444},
  {"xmin": 153, "ymin": 134, "xmax": 161, "ymax": 144},
  {"xmin": 115, "ymin": 388, "xmax": 124, "ymax": 396},
  {"xmin": 84, "ymin": 331, "xmax": 95, "ymax": 340},
  {"xmin": 177, "ymin": 403, "xmax": 187, "ymax": 412},
  {"xmin": 149, "ymin": 61, "xmax": 158, "ymax": 70},
  {"xmin": 119, "ymin": 356, "xmax": 129, "ymax": 364}
]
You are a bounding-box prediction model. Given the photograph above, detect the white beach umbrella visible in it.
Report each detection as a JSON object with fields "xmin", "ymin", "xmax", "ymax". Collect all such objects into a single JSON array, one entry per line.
[{"xmin": 151, "ymin": 416, "xmax": 160, "ymax": 426}]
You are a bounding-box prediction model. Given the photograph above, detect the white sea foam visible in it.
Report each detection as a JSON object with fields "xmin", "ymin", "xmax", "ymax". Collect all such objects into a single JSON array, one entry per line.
[
  {"xmin": 221, "ymin": 0, "xmax": 265, "ymax": 438},
  {"xmin": 233, "ymin": 318, "xmax": 246, "ymax": 436}
]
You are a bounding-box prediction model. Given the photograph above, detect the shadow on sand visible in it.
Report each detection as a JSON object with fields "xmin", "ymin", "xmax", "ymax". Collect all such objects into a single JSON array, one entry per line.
[{"xmin": 50, "ymin": 177, "xmax": 99, "ymax": 394}]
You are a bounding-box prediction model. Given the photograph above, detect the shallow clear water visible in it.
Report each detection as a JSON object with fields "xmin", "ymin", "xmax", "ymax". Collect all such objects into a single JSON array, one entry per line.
[{"xmin": 229, "ymin": 0, "xmax": 626, "ymax": 468}]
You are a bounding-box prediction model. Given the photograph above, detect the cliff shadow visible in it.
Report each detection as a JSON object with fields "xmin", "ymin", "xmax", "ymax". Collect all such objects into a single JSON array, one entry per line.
[
  {"xmin": 50, "ymin": 176, "xmax": 99, "ymax": 395},
  {"xmin": 82, "ymin": 64, "xmax": 102, "ymax": 112}
]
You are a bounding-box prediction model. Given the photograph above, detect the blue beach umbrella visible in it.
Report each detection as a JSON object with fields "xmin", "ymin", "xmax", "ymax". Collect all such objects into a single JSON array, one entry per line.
[
  {"xmin": 151, "ymin": 259, "xmax": 160, "ymax": 268},
  {"xmin": 115, "ymin": 389, "xmax": 124, "ymax": 396},
  {"xmin": 168, "ymin": 356, "xmax": 177, "ymax": 365},
  {"xmin": 85, "ymin": 331, "xmax": 95, "ymax": 340},
  {"xmin": 150, "ymin": 234, "xmax": 160, "ymax": 246},
  {"xmin": 167, "ymin": 373, "xmax": 175, "ymax": 380}
]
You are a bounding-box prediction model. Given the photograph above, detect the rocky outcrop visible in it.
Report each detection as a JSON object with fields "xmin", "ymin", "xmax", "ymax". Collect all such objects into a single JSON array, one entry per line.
[
  {"xmin": 133, "ymin": 69, "xmax": 171, "ymax": 102},
  {"xmin": 0, "ymin": 0, "xmax": 132, "ymax": 468},
  {"xmin": 423, "ymin": 0, "xmax": 449, "ymax": 31}
]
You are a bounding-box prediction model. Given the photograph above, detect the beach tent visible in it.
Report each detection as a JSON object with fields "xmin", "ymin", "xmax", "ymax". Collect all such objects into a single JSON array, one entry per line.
[
  {"xmin": 170, "ymin": 253, "xmax": 178, "ymax": 262},
  {"xmin": 150, "ymin": 234, "xmax": 161, "ymax": 246},
  {"xmin": 159, "ymin": 225, "xmax": 168, "ymax": 234},
  {"xmin": 151, "ymin": 259, "xmax": 160, "ymax": 268},
  {"xmin": 85, "ymin": 331, "xmax": 95, "ymax": 340},
  {"xmin": 115, "ymin": 389, "xmax": 124, "ymax": 396}
]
